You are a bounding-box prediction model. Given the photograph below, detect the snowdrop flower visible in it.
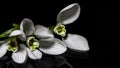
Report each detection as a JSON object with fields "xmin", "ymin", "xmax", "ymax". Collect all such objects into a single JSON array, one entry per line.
[
  {"xmin": 53, "ymin": 3, "xmax": 89, "ymax": 51},
  {"xmin": 9, "ymin": 18, "xmax": 67, "ymax": 63},
  {"xmin": 0, "ymin": 32, "xmax": 27, "ymax": 64}
]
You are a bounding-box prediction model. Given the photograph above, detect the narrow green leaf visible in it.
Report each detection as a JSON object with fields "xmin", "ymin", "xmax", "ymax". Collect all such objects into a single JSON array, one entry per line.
[
  {"xmin": 0, "ymin": 23, "xmax": 20, "ymax": 39},
  {"xmin": 13, "ymin": 23, "xmax": 20, "ymax": 29}
]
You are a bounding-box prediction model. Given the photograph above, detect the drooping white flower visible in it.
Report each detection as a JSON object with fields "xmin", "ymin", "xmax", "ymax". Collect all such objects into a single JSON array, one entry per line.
[
  {"xmin": 9, "ymin": 18, "xmax": 67, "ymax": 63},
  {"xmin": 53, "ymin": 3, "xmax": 89, "ymax": 51},
  {"xmin": 0, "ymin": 32, "xmax": 27, "ymax": 64}
]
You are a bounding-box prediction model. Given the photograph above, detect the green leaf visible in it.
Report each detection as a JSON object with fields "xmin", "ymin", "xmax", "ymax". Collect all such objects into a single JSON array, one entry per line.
[
  {"xmin": 0, "ymin": 23, "xmax": 20, "ymax": 39},
  {"xmin": 13, "ymin": 23, "xmax": 20, "ymax": 28}
]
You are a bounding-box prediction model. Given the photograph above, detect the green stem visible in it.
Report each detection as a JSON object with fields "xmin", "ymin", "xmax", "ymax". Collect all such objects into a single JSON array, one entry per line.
[{"xmin": 48, "ymin": 25, "xmax": 56, "ymax": 32}]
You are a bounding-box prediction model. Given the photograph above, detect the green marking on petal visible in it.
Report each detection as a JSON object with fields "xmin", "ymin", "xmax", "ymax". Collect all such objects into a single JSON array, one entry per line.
[
  {"xmin": 7, "ymin": 37, "xmax": 18, "ymax": 52},
  {"xmin": 54, "ymin": 23, "xmax": 66, "ymax": 37},
  {"xmin": 27, "ymin": 37, "xmax": 39, "ymax": 51}
]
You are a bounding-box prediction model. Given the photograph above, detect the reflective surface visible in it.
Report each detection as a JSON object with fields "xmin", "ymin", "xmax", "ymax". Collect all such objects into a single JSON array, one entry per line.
[{"xmin": 0, "ymin": 49, "xmax": 89, "ymax": 68}]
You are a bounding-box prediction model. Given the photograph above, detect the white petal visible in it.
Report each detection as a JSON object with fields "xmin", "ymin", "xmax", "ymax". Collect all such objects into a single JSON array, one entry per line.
[
  {"xmin": 39, "ymin": 38, "xmax": 67, "ymax": 55},
  {"xmin": 9, "ymin": 30, "xmax": 26, "ymax": 41},
  {"xmin": 9, "ymin": 30, "xmax": 23, "ymax": 37},
  {"xmin": 26, "ymin": 48, "xmax": 42, "ymax": 60},
  {"xmin": 57, "ymin": 3, "xmax": 80, "ymax": 25},
  {"xmin": 34, "ymin": 25, "xmax": 54, "ymax": 39},
  {"xmin": 62, "ymin": 34, "xmax": 89, "ymax": 51},
  {"xmin": 0, "ymin": 43, "xmax": 7, "ymax": 58},
  {"xmin": 12, "ymin": 44, "xmax": 27, "ymax": 64},
  {"xmin": 20, "ymin": 18, "xmax": 35, "ymax": 36}
]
